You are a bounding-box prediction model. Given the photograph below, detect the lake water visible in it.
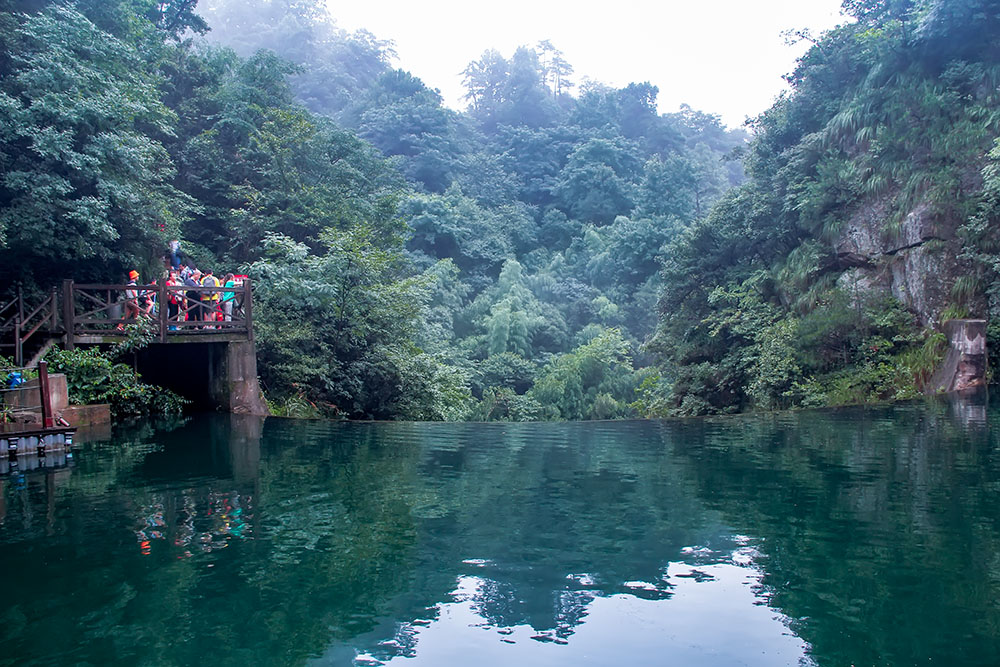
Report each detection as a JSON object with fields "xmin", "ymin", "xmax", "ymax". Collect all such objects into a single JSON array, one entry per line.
[{"xmin": 2, "ymin": 394, "xmax": 999, "ymax": 666}]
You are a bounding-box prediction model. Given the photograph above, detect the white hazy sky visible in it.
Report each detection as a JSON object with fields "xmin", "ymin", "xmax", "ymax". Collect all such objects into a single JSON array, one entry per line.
[{"xmin": 324, "ymin": 0, "xmax": 848, "ymax": 128}]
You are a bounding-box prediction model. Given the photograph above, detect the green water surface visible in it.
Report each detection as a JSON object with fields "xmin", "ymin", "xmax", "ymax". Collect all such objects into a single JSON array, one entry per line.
[{"xmin": 2, "ymin": 394, "xmax": 1000, "ymax": 666}]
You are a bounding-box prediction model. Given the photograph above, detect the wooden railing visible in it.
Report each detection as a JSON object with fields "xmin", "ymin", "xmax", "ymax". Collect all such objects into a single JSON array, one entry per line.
[
  {"xmin": 63, "ymin": 279, "xmax": 254, "ymax": 347},
  {"xmin": 0, "ymin": 280, "xmax": 254, "ymax": 358}
]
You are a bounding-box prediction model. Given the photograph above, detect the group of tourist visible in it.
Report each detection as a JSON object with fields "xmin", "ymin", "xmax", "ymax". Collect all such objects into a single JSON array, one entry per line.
[{"xmin": 122, "ymin": 261, "xmax": 241, "ymax": 330}]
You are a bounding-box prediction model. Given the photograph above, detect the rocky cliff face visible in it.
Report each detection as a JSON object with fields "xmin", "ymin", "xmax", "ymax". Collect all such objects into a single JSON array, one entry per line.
[
  {"xmin": 834, "ymin": 198, "xmax": 974, "ymax": 327},
  {"xmin": 928, "ymin": 319, "xmax": 987, "ymax": 393}
]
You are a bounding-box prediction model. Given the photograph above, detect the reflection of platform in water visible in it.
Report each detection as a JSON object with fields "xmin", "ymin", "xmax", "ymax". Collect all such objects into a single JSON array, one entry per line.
[
  {"xmin": 0, "ymin": 451, "xmax": 75, "ymax": 529},
  {"xmin": 1, "ymin": 424, "xmax": 77, "ymax": 476},
  {"xmin": 1, "ymin": 447, "xmax": 74, "ymax": 476}
]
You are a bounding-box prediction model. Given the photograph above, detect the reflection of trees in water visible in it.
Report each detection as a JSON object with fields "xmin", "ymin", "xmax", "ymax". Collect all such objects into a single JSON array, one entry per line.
[
  {"xmin": 0, "ymin": 415, "xmax": 273, "ymax": 665},
  {"xmin": 17, "ymin": 407, "xmax": 971, "ymax": 664},
  {"xmin": 60, "ymin": 415, "xmax": 191, "ymax": 497},
  {"xmin": 98, "ymin": 417, "xmax": 734, "ymax": 664},
  {"xmin": 0, "ymin": 416, "xmax": 193, "ymax": 541},
  {"xmin": 329, "ymin": 419, "xmax": 736, "ymax": 661},
  {"xmin": 666, "ymin": 395, "xmax": 1000, "ymax": 665}
]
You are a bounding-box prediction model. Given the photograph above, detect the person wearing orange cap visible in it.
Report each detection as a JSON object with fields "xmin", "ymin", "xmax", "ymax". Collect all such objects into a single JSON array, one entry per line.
[{"xmin": 122, "ymin": 270, "xmax": 140, "ymax": 328}]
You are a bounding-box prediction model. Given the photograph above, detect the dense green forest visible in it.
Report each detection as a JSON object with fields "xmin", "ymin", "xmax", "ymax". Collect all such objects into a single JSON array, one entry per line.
[
  {"xmin": 651, "ymin": 0, "xmax": 1000, "ymax": 414},
  {"xmin": 1, "ymin": 0, "xmax": 997, "ymax": 419}
]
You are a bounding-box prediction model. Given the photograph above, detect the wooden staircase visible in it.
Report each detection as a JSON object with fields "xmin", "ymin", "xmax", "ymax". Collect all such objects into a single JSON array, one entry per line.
[{"xmin": 0, "ymin": 287, "xmax": 60, "ymax": 367}]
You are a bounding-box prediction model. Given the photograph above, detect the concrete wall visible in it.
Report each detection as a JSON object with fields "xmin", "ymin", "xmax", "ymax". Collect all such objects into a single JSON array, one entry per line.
[
  {"xmin": 3, "ymin": 373, "xmax": 68, "ymax": 411},
  {"xmin": 62, "ymin": 404, "xmax": 111, "ymax": 427},
  {"xmin": 2, "ymin": 373, "xmax": 68, "ymax": 421}
]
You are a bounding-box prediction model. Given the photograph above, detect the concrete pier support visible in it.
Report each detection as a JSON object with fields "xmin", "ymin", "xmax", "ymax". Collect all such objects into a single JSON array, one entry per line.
[
  {"xmin": 928, "ymin": 319, "xmax": 987, "ymax": 394},
  {"xmin": 212, "ymin": 341, "xmax": 270, "ymax": 415}
]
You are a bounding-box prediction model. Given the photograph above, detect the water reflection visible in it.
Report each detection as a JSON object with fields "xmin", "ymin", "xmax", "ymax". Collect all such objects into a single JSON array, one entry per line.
[
  {"xmin": 134, "ymin": 489, "xmax": 253, "ymax": 558},
  {"xmin": 330, "ymin": 536, "xmax": 809, "ymax": 667},
  {"xmin": 1, "ymin": 394, "xmax": 999, "ymax": 665},
  {"xmin": 947, "ymin": 386, "xmax": 989, "ymax": 428},
  {"xmin": 341, "ymin": 556, "xmax": 809, "ymax": 667}
]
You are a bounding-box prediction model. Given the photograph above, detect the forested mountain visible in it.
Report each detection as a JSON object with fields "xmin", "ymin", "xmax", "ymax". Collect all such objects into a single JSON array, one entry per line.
[
  {"xmin": 0, "ymin": 0, "xmax": 743, "ymax": 420},
  {"xmin": 191, "ymin": 0, "xmax": 747, "ymax": 420},
  {"xmin": 1, "ymin": 0, "xmax": 994, "ymax": 420},
  {"xmin": 650, "ymin": 0, "xmax": 1000, "ymax": 415}
]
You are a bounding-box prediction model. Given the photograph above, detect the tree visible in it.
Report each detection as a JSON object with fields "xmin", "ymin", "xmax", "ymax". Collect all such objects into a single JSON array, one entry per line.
[
  {"xmin": 358, "ymin": 70, "xmax": 468, "ymax": 193},
  {"xmin": 841, "ymin": 0, "xmax": 916, "ymax": 24},
  {"xmin": 462, "ymin": 45, "xmax": 559, "ymax": 131},
  {"xmin": 617, "ymin": 82, "xmax": 659, "ymax": 141},
  {"xmin": 554, "ymin": 137, "xmax": 641, "ymax": 223},
  {"xmin": 492, "ymin": 124, "xmax": 581, "ymax": 208},
  {"xmin": 462, "ymin": 49, "xmax": 508, "ymax": 123},
  {"xmin": 496, "ymin": 46, "xmax": 558, "ymax": 128},
  {"xmin": 167, "ymin": 48, "xmax": 405, "ymax": 263},
  {"xmin": 535, "ymin": 40, "xmax": 574, "ymax": 97},
  {"xmin": 529, "ymin": 328, "xmax": 636, "ymax": 420},
  {"xmin": 402, "ymin": 186, "xmax": 533, "ymax": 285},
  {"xmin": 636, "ymin": 156, "xmax": 697, "ymax": 219},
  {"xmin": 152, "ymin": 0, "xmax": 208, "ymax": 38},
  {"xmin": 481, "ymin": 260, "xmax": 547, "ymax": 357},
  {"xmin": 249, "ymin": 231, "xmax": 471, "ymax": 420},
  {"xmin": 0, "ymin": 6, "xmax": 190, "ymax": 285},
  {"xmin": 196, "ymin": 0, "xmax": 393, "ymax": 119}
]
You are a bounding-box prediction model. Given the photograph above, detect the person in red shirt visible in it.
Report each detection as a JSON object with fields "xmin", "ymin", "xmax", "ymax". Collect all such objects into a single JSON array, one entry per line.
[{"xmin": 165, "ymin": 270, "xmax": 182, "ymax": 329}]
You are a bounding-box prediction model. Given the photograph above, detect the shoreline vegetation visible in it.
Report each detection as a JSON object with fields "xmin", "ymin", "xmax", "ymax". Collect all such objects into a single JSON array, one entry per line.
[{"xmin": 1, "ymin": 1, "xmax": 998, "ymax": 422}]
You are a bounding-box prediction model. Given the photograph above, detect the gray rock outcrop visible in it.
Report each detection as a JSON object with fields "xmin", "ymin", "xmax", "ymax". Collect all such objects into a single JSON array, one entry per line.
[{"xmin": 834, "ymin": 197, "xmax": 973, "ymax": 325}]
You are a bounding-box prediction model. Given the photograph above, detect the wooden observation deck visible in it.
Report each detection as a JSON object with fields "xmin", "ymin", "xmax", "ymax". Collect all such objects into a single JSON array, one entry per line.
[
  {"xmin": 1, "ymin": 279, "xmax": 267, "ymax": 415},
  {"xmin": 1, "ymin": 279, "xmax": 254, "ymax": 364}
]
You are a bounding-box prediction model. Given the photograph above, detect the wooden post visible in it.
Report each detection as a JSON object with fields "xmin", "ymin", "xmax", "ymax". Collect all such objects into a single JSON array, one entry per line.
[
  {"xmin": 13, "ymin": 317, "xmax": 21, "ymax": 367},
  {"xmin": 62, "ymin": 279, "xmax": 75, "ymax": 350},
  {"xmin": 16, "ymin": 284, "xmax": 23, "ymax": 330},
  {"xmin": 49, "ymin": 288, "xmax": 57, "ymax": 332},
  {"xmin": 158, "ymin": 278, "xmax": 168, "ymax": 343},
  {"xmin": 38, "ymin": 360, "xmax": 52, "ymax": 428},
  {"xmin": 244, "ymin": 278, "xmax": 254, "ymax": 342},
  {"xmin": 14, "ymin": 285, "xmax": 23, "ymax": 365}
]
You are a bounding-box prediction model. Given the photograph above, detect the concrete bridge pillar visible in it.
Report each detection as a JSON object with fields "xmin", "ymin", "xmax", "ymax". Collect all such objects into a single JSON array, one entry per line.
[{"xmin": 211, "ymin": 341, "xmax": 270, "ymax": 415}]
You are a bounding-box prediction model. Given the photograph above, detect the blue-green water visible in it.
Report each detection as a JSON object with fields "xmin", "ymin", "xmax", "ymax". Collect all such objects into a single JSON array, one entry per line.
[{"xmin": 2, "ymin": 395, "xmax": 1000, "ymax": 666}]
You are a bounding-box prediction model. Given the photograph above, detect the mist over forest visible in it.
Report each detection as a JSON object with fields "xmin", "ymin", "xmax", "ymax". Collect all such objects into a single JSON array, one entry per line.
[{"xmin": 1, "ymin": 0, "xmax": 998, "ymax": 419}]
